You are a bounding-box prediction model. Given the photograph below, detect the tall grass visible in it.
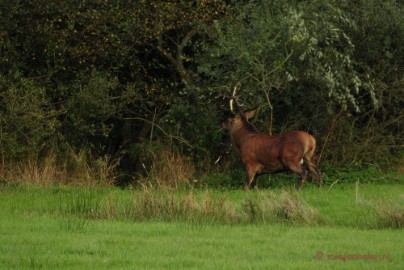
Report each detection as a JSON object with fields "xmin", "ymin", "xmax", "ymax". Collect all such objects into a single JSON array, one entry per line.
[
  {"xmin": 1, "ymin": 148, "xmax": 119, "ymax": 186},
  {"xmin": 83, "ymin": 186, "xmax": 404, "ymax": 228},
  {"xmin": 130, "ymin": 188, "xmax": 238, "ymax": 224},
  {"xmin": 3, "ymin": 186, "xmax": 352, "ymax": 227},
  {"xmin": 375, "ymin": 203, "xmax": 404, "ymax": 229},
  {"xmin": 243, "ymin": 191, "xmax": 323, "ymax": 225},
  {"xmin": 136, "ymin": 144, "xmax": 195, "ymax": 189},
  {"xmin": 112, "ymin": 187, "xmax": 323, "ymax": 225},
  {"xmin": 1, "ymin": 184, "xmax": 403, "ymax": 229}
]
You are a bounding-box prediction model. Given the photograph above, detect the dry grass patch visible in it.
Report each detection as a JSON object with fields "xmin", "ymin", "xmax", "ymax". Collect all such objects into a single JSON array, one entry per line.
[
  {"xmin": 130, "ymin": 188, "xmax": 238, "ymax": 224},
  {"xmin": 374, "ymin": 199, "xmax": 404, "ymax": 229},
  {"xmin": 243, "ymin": 191, "xmax": 323, "ymax": 225},
  {"xmin": 1, "ymin": 149, "xmax": 119, "ymax": 186}
]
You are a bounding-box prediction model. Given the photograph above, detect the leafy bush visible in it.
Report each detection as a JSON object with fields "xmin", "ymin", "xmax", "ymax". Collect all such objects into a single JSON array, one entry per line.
[{"xmin": 0, "ymin": 0, "xmax": 402, "ymax": 183}]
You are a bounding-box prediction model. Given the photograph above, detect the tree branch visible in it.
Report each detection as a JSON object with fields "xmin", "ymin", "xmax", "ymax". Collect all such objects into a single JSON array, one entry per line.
[
  {"xmin": 124, "ymin": 117, "xmax": 193, "ymax": 148},
  {"xmin": 157, "ymin": 28, "xmax": 200, "ymax": 87}
]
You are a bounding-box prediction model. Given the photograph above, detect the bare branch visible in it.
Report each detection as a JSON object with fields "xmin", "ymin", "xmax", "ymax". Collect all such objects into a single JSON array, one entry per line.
[{"xmin": 124, "ymin": 117, "xmax": 193, "ymax": 148}]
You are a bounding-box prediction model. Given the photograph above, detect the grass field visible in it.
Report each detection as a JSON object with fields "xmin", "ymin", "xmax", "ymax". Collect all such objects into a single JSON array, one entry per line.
[{"xmin": 1, "ymin": 181, "xmax": 403, "ymax": 269}]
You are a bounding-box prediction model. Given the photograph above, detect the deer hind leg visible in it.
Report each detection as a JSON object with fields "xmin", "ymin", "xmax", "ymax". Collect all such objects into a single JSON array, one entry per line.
[
  {"xmin": 303, "ymin": 152, "xmax": 323, "ymax": 186},
  {"xmin": 287, "ymin": 162, "xmax": 307, "ymax": 191},
  {"xmin": 306, "ymin": 163, "xmax": 322, "ymax": 186}
]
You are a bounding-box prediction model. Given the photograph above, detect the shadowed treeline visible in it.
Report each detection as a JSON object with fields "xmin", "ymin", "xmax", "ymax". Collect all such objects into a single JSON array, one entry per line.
[{"xmin": 0, "ymin": 0, "xmax": 402, "ymax": 185}]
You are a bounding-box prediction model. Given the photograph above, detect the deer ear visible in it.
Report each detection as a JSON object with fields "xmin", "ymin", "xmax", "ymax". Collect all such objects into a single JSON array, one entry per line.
[{"xmin": 244, "ymin": 109, "xmax": 256, "ymax": 120}]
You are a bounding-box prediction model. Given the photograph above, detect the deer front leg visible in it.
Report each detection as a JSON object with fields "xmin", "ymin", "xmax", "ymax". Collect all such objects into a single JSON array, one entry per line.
[{"xmin": 243, "ymin": 165, "xmax": 257, "ymax": 191}]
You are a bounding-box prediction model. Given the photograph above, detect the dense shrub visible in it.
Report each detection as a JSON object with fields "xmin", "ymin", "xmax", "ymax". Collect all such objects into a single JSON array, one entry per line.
[{"xmin": 0, "ymin": 0, "xmax": 402, "ymax": 184}]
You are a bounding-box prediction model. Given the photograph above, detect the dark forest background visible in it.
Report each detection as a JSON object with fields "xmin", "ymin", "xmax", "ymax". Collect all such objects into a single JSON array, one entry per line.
[{"xmin": 0, "ymin": 0, "xmax": 402, "ymax": 186}]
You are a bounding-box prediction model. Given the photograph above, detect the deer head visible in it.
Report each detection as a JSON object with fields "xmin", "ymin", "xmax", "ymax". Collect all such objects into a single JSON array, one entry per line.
[{"xmin": 221, "ymin": 83, "xmax": 258, "ymax": 133}]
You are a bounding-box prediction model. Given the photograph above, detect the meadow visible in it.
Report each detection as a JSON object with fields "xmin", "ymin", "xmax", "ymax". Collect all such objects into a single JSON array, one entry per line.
[{"xmin": 1, "ymin": 175, "xmax": 403, "ymax": 269}]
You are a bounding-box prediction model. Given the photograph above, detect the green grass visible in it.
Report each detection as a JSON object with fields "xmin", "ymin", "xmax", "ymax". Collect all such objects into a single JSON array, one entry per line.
[
  {"xmin": 1, "ymin": 216, "xmax": 403, "ymax": 269},
  {"xmin": 0, "ymin": 182, "xmax": 403, "ymax": 269}
]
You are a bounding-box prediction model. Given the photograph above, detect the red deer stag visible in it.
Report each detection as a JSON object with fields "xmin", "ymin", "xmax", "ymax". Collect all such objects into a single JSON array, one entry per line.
[{"xmin": 221, "ymin": 92, "xmax": 322, "ymax": 191}]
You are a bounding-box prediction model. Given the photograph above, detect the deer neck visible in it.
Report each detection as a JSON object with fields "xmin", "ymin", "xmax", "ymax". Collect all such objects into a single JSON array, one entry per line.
[{"xmin": 230, "ymin": 126, "xmax": 254, "ymax": 151}]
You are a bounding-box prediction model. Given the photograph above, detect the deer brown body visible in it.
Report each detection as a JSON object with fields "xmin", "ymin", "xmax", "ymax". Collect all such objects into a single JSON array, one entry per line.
[{"xmin": 222, "ymin": 109, "xmax": 322, "ymax": 191}]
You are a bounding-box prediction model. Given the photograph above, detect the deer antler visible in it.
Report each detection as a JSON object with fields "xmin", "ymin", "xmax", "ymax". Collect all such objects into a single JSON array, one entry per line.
[{"xmin": 230, "ymin": 82, "xmax": 241, "ymax": 112}]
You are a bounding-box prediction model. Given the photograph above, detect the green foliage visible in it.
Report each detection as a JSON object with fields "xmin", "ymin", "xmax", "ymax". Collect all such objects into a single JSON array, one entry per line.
[
  {"xmin": 0, "ymin": 0, "xmax": 402, "ymax": 182},
  {"xmin": 61, "ymin": 71, "xmax": 119, "ymax": 146},
  {"xmin": 321, "ymin": 164, "xmax": 404, "ymax": 185},
  {"xmin": 162, "ymin": 103, "xmax": 224, "ymax": 163},
  {"xmin": 197, "ymin": 0, "xmax": 402, "ymax": 167},
  {"xmin": 334, "ymin": 0, "xmax": 404, "ymax": 165},
  {"xmin": 199, "ymin": 172, "xmax": 237, "ymax": 188},
  {"xmin": 0, "ymin": 73, "xmax": 59, "ymax": 160},
  {"xmin": 199, "ymin": 1, "xmax": 372, "ymax": 108}
]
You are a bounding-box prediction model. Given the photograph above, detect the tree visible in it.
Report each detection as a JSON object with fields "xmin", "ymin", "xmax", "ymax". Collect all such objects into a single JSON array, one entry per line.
[{"xmin": 196, "ymin": 0, "xmax": 383, "ymax": 164}]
